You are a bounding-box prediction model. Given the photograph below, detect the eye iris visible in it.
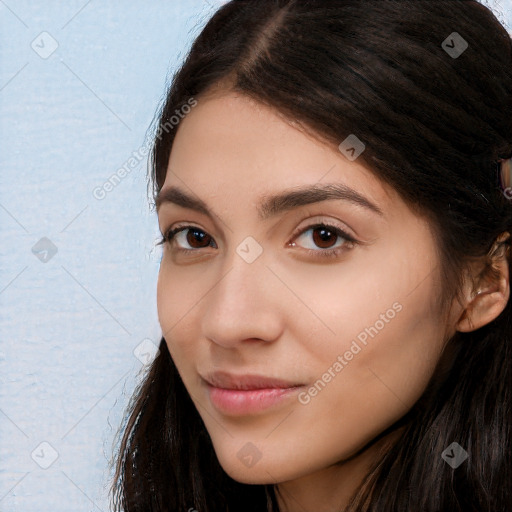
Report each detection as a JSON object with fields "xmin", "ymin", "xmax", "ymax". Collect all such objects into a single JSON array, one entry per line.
[
  {"xmin": 312, "ymin": 226, "xmax": 337, "ymax": 249},
  {"xmin": 186, "ymin": 228, "xmax": 211, "ymax": 248}
]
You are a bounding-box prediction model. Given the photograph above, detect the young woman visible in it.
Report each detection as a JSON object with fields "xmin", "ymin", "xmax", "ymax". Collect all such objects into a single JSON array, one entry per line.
[{"xmin": 110, "ymin": 1, "xmax": 512, "ymax": 510}]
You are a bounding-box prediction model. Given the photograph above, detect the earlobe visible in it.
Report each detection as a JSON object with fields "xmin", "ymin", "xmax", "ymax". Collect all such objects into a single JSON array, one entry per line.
[{"xmin": 456, "ymin": 234, "xmax": 511, "ymax": 333}]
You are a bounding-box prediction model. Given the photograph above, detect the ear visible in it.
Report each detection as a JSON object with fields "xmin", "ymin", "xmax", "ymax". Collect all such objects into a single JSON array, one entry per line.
[{"xmin": 456, "ymin": 233, "xmax": 511, "ymax": 333}]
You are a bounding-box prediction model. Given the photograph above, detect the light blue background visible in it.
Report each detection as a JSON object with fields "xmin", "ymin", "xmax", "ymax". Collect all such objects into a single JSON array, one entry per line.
[{"xmin": 1, "ymin": 1, "xmax": 510, "ymax": 511}]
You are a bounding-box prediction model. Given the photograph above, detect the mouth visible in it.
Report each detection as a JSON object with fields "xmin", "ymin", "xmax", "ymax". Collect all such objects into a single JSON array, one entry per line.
[{"xmin": 201, "ymin": 370, "xmax": 305, "ymax": 415}]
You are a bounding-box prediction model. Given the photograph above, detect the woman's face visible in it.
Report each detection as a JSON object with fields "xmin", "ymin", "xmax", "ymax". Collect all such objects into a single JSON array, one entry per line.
[{"xmin": 156, "ymin": 91, "xmax": 456, "ymax": 486}]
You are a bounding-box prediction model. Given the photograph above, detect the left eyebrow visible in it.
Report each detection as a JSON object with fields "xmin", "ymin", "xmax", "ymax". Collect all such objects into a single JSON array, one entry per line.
[{"xmin": 155, "ymin": 182, "xmax": 384, "ymax": 220}]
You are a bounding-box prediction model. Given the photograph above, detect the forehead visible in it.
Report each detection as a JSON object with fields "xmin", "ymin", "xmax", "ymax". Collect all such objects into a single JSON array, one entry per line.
[{"xmin": 161, "ymin": 91, "xmax": 397, "ymax": 214}]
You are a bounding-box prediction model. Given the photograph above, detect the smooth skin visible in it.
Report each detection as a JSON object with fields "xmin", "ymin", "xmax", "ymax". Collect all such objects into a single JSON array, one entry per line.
[{"xmin": 156, "ymin": 90, "xmax": 510, "ymax": 512}]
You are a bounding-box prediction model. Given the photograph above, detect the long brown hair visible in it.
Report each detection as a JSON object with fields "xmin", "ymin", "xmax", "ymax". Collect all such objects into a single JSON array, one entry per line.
[{"xmin": 110, "ymin": 1, "xmax": 512, "ymax": 510}]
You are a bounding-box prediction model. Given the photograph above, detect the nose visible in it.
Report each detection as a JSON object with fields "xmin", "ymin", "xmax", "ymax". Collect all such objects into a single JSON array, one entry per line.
[{"xmin": 200, "ymin": 248, "xmax": 284, "ymax": 349}]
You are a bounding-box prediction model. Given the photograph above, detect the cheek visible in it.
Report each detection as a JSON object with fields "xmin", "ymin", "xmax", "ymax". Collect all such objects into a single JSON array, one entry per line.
[
  {"xmin": 156, "ymin": 267, "xmax": 170, "ymax": 337},
  {"xmin": 156, "ymin": 264, "xmax": 169, "ymax": 328},
  {"xmin": 298, "ymin": 309, "xmax": 444, "ymax": 466},
  {"xmin": 302, "ymin": 294, "xmax": 442, "ymax": 451},
  {"xmin": 272, "ymin": 235, "xmax": 440, "ymax": 359},
  {"xmin": 156, "ymin": 261, "xmax": 198, "ymax": 362},
  {"xmin": 276, "ymin": 245, "xmax": 444, "ymax": 437},
  {"xmin": 156, "ymin": 257, "xmax": 198, "ymax": 329}
]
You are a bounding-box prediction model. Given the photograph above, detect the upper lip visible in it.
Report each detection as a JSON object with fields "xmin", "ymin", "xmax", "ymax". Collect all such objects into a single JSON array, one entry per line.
[{"xmin": 202, "ymin": 370, "xmax": 303, "ymax": 390}]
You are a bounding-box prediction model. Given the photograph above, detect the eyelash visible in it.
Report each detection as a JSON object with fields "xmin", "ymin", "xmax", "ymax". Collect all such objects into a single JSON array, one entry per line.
[{"xmin": 156, "ymin": 222, "xmax": 358, "ymax": 260}]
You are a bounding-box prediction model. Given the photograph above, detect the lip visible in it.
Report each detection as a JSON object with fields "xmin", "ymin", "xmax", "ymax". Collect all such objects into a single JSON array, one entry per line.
[
  {"xmin": 201, "ymin": 371, "xmax": 305, "ymax": 415},
  {"xmin": 203, "ymin": 370, "xmax": 302, "ymax": 390}
]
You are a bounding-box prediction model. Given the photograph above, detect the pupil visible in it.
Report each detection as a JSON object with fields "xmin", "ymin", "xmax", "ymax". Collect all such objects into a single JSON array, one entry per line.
[
  {"xmin": 188, "ymin": 229, "xmax": 209, "ymax": 248},
  {"xmin": 314, "ymin": 227, "xmax": 335, "ymax": 248}
]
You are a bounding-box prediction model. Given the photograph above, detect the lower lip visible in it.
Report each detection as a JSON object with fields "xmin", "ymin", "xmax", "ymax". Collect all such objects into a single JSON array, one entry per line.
[{"xmin": 205, "ymin": 383, "xmax": 302, "ymax": 415}]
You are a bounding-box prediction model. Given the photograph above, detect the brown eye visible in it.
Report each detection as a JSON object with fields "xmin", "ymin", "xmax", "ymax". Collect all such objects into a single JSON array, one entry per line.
[
  {"xmin": 158, "ymin": 226, "xmax": 216, "ymax": 250},
  {"xmin": 183, "ymin": 228, "xmax": 212, "ymax": 248},
  {"xmin": 292, "ymin": 223, "xmax": 355, "ymax": 251},
  {"xmin": 311, "ymin": 226, "xmax": 339, "ymax": 249},
  {"xmin": 289, "ymin": 222, "xmax": 358, "ymax": 260}
]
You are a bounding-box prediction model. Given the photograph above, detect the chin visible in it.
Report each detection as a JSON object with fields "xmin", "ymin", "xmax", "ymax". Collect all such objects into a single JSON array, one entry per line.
[
  {"xmin": 222, "ymin": 464, "xmax": 283, "ymax": 485},
  {"xmin": 218, "ymin": 445, "xmax": 323, "ymax": 487},
  {"xmin": 213, "ymin": 447, "xmax": 288, "ymax": 485}
]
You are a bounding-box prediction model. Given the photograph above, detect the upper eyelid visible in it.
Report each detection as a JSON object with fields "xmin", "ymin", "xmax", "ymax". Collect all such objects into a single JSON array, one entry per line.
[
  {"xmin": 162, "ymin": 216, "xmax": 358, "ymax": 245},
  {"xmin": 160, "ymin": 214, "xmax": 354, "ymax": 234},
  {"xmin": 292, "ymin": 215, "xmax": 356, "ymax": 237}
]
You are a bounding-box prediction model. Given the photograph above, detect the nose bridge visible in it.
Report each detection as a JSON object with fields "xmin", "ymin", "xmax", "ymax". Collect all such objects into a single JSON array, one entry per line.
[
  {"xmin": 215, "ymin": 233, "xmax": 268, "ymax": 306},
  {"xmin": 200, "ymin": 241, "xmax": 283, "ymax": 346}
]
